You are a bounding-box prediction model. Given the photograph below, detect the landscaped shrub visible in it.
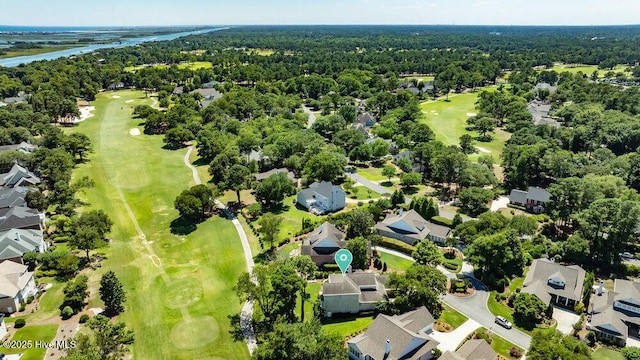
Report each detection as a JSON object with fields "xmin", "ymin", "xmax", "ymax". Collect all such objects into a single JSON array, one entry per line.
[
  {"xmin": 14, "ymin": 318, "xmax": 25, "ymax": 328},
  {"xmin": 430, "ymin": 216, "xmax": 453, "ymax": 227},
  {"xmin": 443, "ymin": 261, "xmax": 458, "ymax": 271},
  {"xmin": 61, "ymin": 306, "xmax": 74, "ymax": 319},
  {"xmin": 574, "ymin": 301, "xmax": 585, "ymax": 314},
  {"xmin": 26, "ymin": 296, "xmax": 34, "ymax": 304},
  {"xmin": 496, "ymin": 278, "xmax": 507, "ymax": 292},
  {"xmin": 79, "ymin": 314, "xmax": 90, "ymax": 323},
  {"xmin": 509, "ymin": 347, "xmax": 522, "ymax": 358},
  {"xmin": 508, "ymin": 293, "xmax": 517, "ymax": 307},
  {"xmin": 19, "ymin": 303, "xmax": 26, "ymax": 312},
  {"xmin": 586, "ymin": 331, "xmax": 596, "ymax": 346},
  {"xmin": 377, "ymin": 237, "xmax": 415, "ymax": 255}
]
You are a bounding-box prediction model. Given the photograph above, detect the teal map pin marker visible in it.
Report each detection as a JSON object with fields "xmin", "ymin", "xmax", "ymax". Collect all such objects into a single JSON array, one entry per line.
[{"xmin": 335, "ymin": 249, "xmax": 353, "ymax": 276}]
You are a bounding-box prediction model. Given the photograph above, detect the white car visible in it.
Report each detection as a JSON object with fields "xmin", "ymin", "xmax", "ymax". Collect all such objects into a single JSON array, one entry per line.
[{"xmin": 495, "ymin": 316, "xmax": 512, "ymax": 329}]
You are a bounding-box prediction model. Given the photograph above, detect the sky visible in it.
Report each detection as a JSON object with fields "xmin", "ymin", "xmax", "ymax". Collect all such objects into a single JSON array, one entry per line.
[{"xmin": 2, "ymin": 0, "xmax": 640, "ymax": 27}]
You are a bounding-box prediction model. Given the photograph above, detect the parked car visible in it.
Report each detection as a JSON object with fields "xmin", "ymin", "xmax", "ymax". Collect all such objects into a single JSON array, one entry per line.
[
  {"xmin": 620, "ymin": 252, "xmax": 634, "ymax": 259},
  {"xmin": 495, "ymin": 316, "xmax": 512, "ymax": 329}
]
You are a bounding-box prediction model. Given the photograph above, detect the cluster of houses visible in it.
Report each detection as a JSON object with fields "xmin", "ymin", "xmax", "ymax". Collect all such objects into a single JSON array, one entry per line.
[{"xmin": 0, "ymin": 164, "xmax": 46, "ymax": 314}]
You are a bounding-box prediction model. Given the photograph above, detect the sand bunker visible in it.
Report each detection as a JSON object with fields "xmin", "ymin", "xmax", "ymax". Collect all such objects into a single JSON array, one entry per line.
[
  {"xmin": 130, "ymin": 128, "xmax": 141, "ymax": 136},
  {"xmin": 89, "ymin": 308, "xmax": 104, "ymax": 315},
  {"xmin": 125, "ymin": 99, "xmax": 134, "ymax": 103},
  {"xmin": 112, "ymin": 95, "xmax": 121, "ymax": 99},
  {"xmin": 475, "ymin": 146, "xmax": 492, "ymax": 153},
  {"xmin": 73, "ymin": 106, "xmax": 95, "ymax": 123},
  {"xmin": 466, "ymin": 112, "xmax": 477, "ymax": 117}
]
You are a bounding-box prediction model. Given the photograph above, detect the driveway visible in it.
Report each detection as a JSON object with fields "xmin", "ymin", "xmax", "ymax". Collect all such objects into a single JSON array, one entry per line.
[
  {"xmin": 442, "ymin": 278, "xmax": 531, "ymax": 350},
  {"xmin": 490, "ymin": 196, "xmax": 510, "ymax": 212},
  {"xmin": 431, "ymin": 319, "xmax": 481, "ymax": 352},
  {"xmin": 553, "ymin": 307, "xmax": 580, "ymax": 335},
  {"xmin": 303, "ymin": 106, "xmax": 317, "ymax": 128}
]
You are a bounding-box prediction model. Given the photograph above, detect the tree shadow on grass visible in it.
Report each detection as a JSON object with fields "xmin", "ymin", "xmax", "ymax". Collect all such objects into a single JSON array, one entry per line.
[
  {"xmin": 380, "ymin": 181, "xmax": 394, "ymax": 187},
  {"xmin": 262, "ymin": 202, "xmax": 292, "ymax": 215},
  {"xmin": 193, "ymin": 157, "xmax": 210, "ymax": 167},
  {"xmin": 170, "ymin": 216, "xmax": 197, "ymax": 235},
  {"xmin": 402, "ymin": 186, "xmax": 419, "ymax": 195}
]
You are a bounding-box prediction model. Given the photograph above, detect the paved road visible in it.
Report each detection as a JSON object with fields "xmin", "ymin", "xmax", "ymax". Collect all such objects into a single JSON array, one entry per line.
[
  {"xmin": 442, "ymin": 278, "xmax": 531, "ymax": 350},
  {"xmin": 184, "ymin": 147, "xmax": 257, "ymax": 354}
]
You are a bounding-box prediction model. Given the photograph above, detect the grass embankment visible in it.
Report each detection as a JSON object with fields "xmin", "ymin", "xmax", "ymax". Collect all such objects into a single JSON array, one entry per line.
[
  {"xmin": 420, "ymin": 87, "xmax": 510, "ymax": 163},
  {"xmin": 0, "ymin": 324, "xmax": 58, "ymax": 360},
  {"xmin": 69, "ymin": 90, "xmax": 249, "ymax": 359},
  {"xmin": 378, "ymin": 252, "xmax": 414, "ymax": 271},
  {"xmin": 0, "ymin": 46, "xmax": 77, "ymax": 59}
]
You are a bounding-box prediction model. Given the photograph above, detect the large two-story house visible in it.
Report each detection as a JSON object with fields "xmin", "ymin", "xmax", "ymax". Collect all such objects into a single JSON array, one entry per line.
[
  {"xmin": 0, "ymin": 261, "xmax": 36, "ymax": 314},
  {"xmin": 590, "ymin": 279, "xmax": 640, "ymax": 346},
  {"xmin": 521, "ymin": 258, "xmax": 586, "ymax": 309},
  {"xmin": 375, "ymin": 209, "xmax": 451, "ymax": 245},
  {"xmin": 300, "ymin": 222, "xmax": 347, "ymax": 266},
  {"xmin": 297, "ymin": 181, "xmax": 346, "ymax": 214},
  {"xmin": 321, "ymin": 272, "xmax": 388, "ymax": 317},
  {"xmin": 509, "ymin": 186, "xmax": 551, "ymax": 214},
  {"xmin": 347, "ymin": 306, "xmax": 439, "ymax": 360}
]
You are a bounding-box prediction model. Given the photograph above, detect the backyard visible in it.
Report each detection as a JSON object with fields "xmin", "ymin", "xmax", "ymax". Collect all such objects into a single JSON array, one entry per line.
[
  {"xmin": 0, "ymin": 324, "xmax": 58, "ymax": 360},
  {"xmin": 68, "ymin": 90, "xmax": 250, "ymax": 359}
]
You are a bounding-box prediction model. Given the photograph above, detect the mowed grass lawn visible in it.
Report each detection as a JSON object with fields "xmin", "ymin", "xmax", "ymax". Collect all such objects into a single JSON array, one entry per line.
[
  {"xmin": 420, "ymin": 87, "xmax": 511, "ymax": 163},
  {"xmin": 593, "ymin": 347, "xmax": 625, "ymax": 360},
  {"xmin": 68, "ymin": 90, "xmax": 249, "ymax": 360},
  {"xmin": 378, "ymin": 252, "xmax": 414, "ymax": 271},
  {"xmin": 0, "ymin": 324, "xmax": 58, "ymax": 360}
]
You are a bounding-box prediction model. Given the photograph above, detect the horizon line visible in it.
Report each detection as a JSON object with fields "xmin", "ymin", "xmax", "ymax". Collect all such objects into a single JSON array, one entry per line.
[{"xmin": 2, "ymin": 23, "xmax": 640, "ymax": 28}]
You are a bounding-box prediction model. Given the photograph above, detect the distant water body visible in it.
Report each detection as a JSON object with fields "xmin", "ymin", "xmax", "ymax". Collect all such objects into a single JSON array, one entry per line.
[{"xmin": 0, "ymin": 27, "xmax": 228, "ymax": 67}]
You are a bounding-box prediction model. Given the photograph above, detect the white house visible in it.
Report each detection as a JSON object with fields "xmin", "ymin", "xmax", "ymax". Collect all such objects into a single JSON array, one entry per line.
[{"xmin": 297, "ymin": 181, "xmax": 346, "ymax": 214}]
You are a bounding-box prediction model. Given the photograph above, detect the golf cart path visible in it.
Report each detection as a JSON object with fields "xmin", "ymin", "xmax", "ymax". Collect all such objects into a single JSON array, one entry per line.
[{"xmin": 184, "ymin": 146, "xmax": 257, "ymax": 354}]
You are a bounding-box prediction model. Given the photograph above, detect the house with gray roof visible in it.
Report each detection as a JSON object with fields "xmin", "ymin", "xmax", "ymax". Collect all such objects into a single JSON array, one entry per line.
[
  {"xmin": 439, "ymin": 339, "xmax": 498, "ymax": 360},
  {"xmin": 297, "ymin": 181, "xmax": 345, "ymax": 214},
  {"xmin": 376, "ymin": 209, "xmax": 452, "ymax": 245},
  {"xmin": 509, "ymin": 186, "xmax": 551, "ymax": 214},
  {"xmin": 0, "ymin": 207, "xmax": 45, "ymax": 232},
  {"xmin": 0, "ymin": 188, "xmax": 27, "ymax": 209},
  {"xmin": 321, "ymin": 271, "xmax": 388, "ymax": 317},
  {"xmin": 589, "ymin": 279, "xmax": 640, "ymax": 346},
  {"xmin": 0, "ymin": 229, "xmax": 47, "ymax": 264},
  {"xmin": 301, "ymin": 222, "xmax": 347, "ymax": 266},
  {"xmin": 0, "ymin": 164, "xmax": 40, "ymax": 188},
  {"xmin": 2, "ymin": 92, "xmax": 29, "ymax": 105},
  {"xmin": 355, "ymin": 112, "xmax": 377, "ymax": 128},
  {"xmin": 522, "ymin": 259, "xmax": 586, "ymax": 309},
  {"xmin": 0, "ymin": 142, "xmax": 38, "ymax": 154},
  {"xmin": 347, "ymin": 306, "xmax": 438, "ymax": 360},
  {"xmin": 254, "ymin": 168, "xmax": 296, "ymax": 182},
  {"xmin": 0, "ymin": 260, "xmax": 36, "ymax": 314}
]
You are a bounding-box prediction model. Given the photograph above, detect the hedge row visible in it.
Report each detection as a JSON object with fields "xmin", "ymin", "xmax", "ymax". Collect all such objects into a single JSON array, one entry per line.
[
  {"xmin": 430, "ymin": 216, "xmax": 453, "ymax": 227},
  {"xmin": 377, "ymin": 237, "xmax": 415, "ymax": 255}
]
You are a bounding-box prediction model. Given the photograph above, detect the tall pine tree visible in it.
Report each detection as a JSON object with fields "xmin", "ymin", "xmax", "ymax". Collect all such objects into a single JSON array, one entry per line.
[{"xmin": 99, "ymin": 271, "xmax": 126, "ymax": 317}]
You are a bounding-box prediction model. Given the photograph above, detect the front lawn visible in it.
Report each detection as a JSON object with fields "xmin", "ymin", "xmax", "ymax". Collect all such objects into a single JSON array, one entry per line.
[
  {"xmin": 0, "ymin": 324, "xmax": 58, "ymax": 360},
  {"xmin": 378, "ymin": 252, "xmax": 414, "ymax": 271},
  {"xmin": 348, "ymin": 186, "xmax": 382, "ymax": 200},
  {"xmin": 475, "ymin": 327, "xmax": 524, "ymax": 359},
  {"xmin": 356, "ymin": 167, "xmax": 388, "ymax": 182},
  {"xmin": 439, "ymin": 304, "xmax": 468, "ymax": 329}
]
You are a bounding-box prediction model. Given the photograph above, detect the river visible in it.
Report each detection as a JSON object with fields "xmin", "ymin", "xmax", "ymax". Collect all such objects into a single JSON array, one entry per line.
[{"xmin": 0, "ymin": 27, "xmax": 229, "ymax": 67}]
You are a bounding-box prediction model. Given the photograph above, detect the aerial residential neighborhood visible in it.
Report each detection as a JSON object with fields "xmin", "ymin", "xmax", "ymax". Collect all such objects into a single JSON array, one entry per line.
[{"xmin": 1, "ymin": 2, "xmax": 640, "ymax": 360}]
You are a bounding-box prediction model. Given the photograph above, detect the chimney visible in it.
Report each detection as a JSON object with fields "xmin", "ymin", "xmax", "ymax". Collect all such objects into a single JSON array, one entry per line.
[
  {"xmin": 15, "ymin": 232, "xmax": 20, "ymax": 242},
  {"xmin": 597, "ymin": 281, "xmax": 604, "ymax": 296},
  {"xmin": 385, "ymin": 339, "xmax": 391, "ymax": 356}
]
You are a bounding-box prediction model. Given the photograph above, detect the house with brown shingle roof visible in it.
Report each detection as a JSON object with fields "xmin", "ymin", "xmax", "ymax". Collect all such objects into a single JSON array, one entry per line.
[
  {"xmin": 321, "ymin": 271, "xmax": 388, "ymax": 317},
  {"xmin": 300, "ymin": 222, "xmax": 347, "ymax": 266},
  {"xmin": 439, "ymin": 339, "xmax": 498, "ymax": 360},
  {"xmin": 589, "ymin": 279, "xmax": 640, "ymax": 346},
  {"xmin": 347, "ymin": 306, "xmax": 439, "ymax": 360},
  {"xmin": 521, "ymin": 258, "xmax": 586, "ymax": 309}
]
